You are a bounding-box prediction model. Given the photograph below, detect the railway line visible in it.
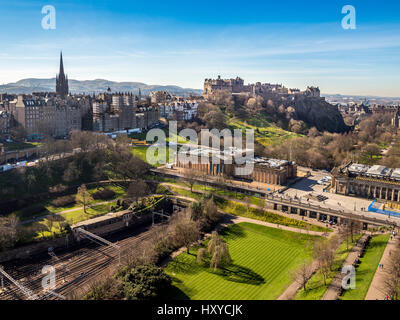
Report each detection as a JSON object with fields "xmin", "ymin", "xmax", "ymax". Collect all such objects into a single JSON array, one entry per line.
[{"xmin": 0, "ymin": 224, "xmax": 158, "ymax": 300}]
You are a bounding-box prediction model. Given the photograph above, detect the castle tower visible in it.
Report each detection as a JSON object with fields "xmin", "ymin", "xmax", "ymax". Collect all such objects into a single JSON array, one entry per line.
[{"xmin": 56, "ymin": 51, "xmax": 69, "ymax": 99}]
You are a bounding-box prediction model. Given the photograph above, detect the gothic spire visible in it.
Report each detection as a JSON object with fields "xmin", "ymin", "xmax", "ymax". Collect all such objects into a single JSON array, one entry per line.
[
  {"xmin": 56, "ymin": 51, "xmax": 69, "ymax": 99},
  {"xmin": 59, "ymin": 51, "xmax": 65, "ymax": 76}
]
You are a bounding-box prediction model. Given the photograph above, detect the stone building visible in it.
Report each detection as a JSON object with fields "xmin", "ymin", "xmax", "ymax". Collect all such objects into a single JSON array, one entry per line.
[
  {"xmin": 150, "ymin": 91, "xmax": 173, "ymax": 104},
  {"xmin": 392, "ymin": 113, "xmax": 400, "ymax": 129},
  {"xmin": 203, "ymin": 76, "xmax": 320, "ymax": 100},
  {"xmin": 331, "ymin": 162, "xmax": 400, "ymax": 202},
  {"xmin": 174, "ymin": 146, "xmax": 296, "ymax": 186},
  {"xmin": 0, "ymin": 111, "xmax": 11, "ymax": 135},
  {"xmin": 14, "ymin": 94, "xmax": 82, "ymax": 138},
  {"xmin": 92, "ymin": 92, "xmax": 137, "ymax": 132},
  {"xmin": 159, "ymin": 101, "xmax": 198, "ymax": 120}
]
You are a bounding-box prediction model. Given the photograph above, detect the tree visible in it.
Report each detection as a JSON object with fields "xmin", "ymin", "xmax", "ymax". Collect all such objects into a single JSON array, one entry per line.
[
  {"xmin": 203, "ymin": 197, "xmax": 221, "ymax": 228},
  {"xmin": 312, "ymin": 239, "xmax": 335, "ymax": 286},
  {"xmin": 126, "ymin": 180, "xmax": 150, "ymax": 207},
  {"xmin": 383, "ymin": 246, "xmax": 400, "ymax": 300},
  {"xmin": 203, "ymin": 110, "xmax": 226, "ymax": 130},
  {"xmin": 197, "ymin": 248, "xmax": 208, "ymax": 266},
  {"xmin": 174, "ymin": 219, "xmax": 200, "ymax": 254},
  {"xmin": 190, "ymin": 201, "xmax": 204, "ymax": 221},
  {"xmin": 182, "ymin": 170, "xmax": 200, "ymax": 193},
  {"xmin": 208, "ymin": 231, "xmax": 232, "ymax": 271},
  {"xmin": 0, "ymin": 214, "xmax": 19, "ymax": 251},
  {"xmin": 10, "ymin": 125, "xmax": 27, "ymax": 141},
  {"xmin": 246, "ymin": 96, "xmax": 263, "ymax": 116},
  {"xmin": 122, "ymin": 264, "xmax": 172, "ymax": 300},
  {"xmin": 44, "ymin": 215, "xmax": 55, "ymax": 236},
  {"xmin": 76, "ymin": 184, "xmax": 93, "ymax": 215},
  {"xmin": 363, "ymin": 143, "xmax": 381, "ymax": 162},
  {"xmin": 292, "ymin": 262, "xmax": 313, "ymax": 291}
]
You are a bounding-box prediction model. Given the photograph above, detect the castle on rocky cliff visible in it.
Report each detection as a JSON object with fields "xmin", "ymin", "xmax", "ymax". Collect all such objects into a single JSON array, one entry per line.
[{"xmin": 203, "ymin": 76, "xmax": 321, "ymax": 99}]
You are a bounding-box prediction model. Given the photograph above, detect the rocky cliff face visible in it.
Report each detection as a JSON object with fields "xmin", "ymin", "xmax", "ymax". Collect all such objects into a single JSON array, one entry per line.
[
  {"xmin": 261, "ymin": 93, "xmax": 349, "ymax": 133},
  {"xmin": 292, "ymin": 96, "xmax": 349, "ymax": 133}
]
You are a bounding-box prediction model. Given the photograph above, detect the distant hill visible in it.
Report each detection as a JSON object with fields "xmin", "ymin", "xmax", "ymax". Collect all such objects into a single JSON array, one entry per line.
[
  {"xmin": 323, "ymin": 93, "xmax": 400, "ymax": 106},
  {"xmin": 0, "ymin": 78, "xmax": 203, "ymax": 96}
]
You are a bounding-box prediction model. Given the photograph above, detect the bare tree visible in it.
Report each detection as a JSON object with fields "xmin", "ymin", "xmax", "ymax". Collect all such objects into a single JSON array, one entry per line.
[
  {"xmin": 76, "ymin": 184, "xmax": 94, "ymax": 215},
  {"xmin": 0, "ymin": 214, "xmax": 19, "ymax": 251},
  {"xmin": 125, "ymin": 180, "xmax": 150, "ymax": 207},
  {"xmin": 182, "ymin": 170, "xmax": 200, "ymax": 193},
  {"xmin": 292, "ymin": 262, "xmax": 313, "ymax": 291},
  {"xmin": 313, "ymin": 239, "xmax": 335, "ymax": 285},
  {"xmin": 174, "ymin": 218, "xmax": 200, "ymax": 254}
]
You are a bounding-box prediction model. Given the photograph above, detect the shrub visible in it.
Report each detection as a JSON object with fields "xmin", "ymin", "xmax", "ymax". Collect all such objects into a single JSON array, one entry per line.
[
  {"xmin": 84, "ymin": 277, "xmax": 124, "ymax": 300},
  {"xmin": 93, "ymin": 188, "xmax": 116, "ymax": 200},
  {"xmin": 51, "ymin": 195, "xmax": 75, "ymax": 208}
]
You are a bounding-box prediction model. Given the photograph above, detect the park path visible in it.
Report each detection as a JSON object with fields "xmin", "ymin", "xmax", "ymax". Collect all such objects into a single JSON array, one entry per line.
[
  {"xmin": 277, "ymin": 260, "xmax": 320, "ymax": 300},
  {"xmin": 161, "ymin": 182, "xmax": 332, "ymax": 232},
  {"xmin": 20, "ymin": 200, "xmax": 115, "ymax": 225},
  {"xmin": 365, "ymin": 235, "xmax": 398, "ymax": 300},
  {"xmin": 322, "ymin": 234, "xmax": 369, "ymax": 300}
]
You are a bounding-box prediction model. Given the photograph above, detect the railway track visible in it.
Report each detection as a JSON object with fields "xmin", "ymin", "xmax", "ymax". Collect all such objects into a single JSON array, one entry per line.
[{"xmin": 0, "ymin": 225, "xmax": 158, "ymax": 300}]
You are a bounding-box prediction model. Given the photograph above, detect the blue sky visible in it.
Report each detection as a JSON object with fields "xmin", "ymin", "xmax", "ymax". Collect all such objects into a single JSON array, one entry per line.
[{"xmin": 0, "ymin": 0, "xmax": 400, "ymax": 96}]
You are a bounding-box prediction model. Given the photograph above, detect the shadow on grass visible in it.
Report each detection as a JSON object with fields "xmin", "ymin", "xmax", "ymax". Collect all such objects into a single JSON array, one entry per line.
[
  {"xmin": 208, "ymin": 263, "xmax": 265, "ymax": 285},
  {"xmin": 164, "ymin": 285, "xmax": 191, "ymax": 300},
  {"xmin": 219, "ymin": 223, "xmax": 246, "ymax": 239},
  {"xmin": 168, "ymin": 258, "xmax": 201, "ymax": 275}
]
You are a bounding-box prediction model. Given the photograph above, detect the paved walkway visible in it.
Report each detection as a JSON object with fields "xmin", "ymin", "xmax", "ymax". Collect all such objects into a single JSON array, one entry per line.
[
  {"xmin": 322, "ymin": 234, "xmax": 369, "ymax": 300},
  {"xmin": 365, "ymin": 235, "xmax": 398, "ymax": 300},
  {"xmin": 162, "ymin": 182, "xmax": 333, "ymax": 232}
]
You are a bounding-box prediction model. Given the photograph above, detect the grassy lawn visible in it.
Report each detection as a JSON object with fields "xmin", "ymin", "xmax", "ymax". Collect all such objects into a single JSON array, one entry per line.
[
  {"xmin": 132, "ymin": 146, "xmax": 171, "ymax": 166},
  {"xmin": 227, "ymin": 116, "xmax": 302, "ymax": 147},
  {"xmin": 166, "ymin": 222, "xmax": 318, "ymax": 300},
  {"xmin": 158, "ymin": 178, "xmax": 265, "ymax": 207},
  {"xmin": 168, "ymin": 186, "xmax": 203, "ymax": 201},
  {"xmin": 4, "ymin": 141, "xmax": 41, "ymax": 151},
  {"xmin": 295, "ymin": 234, "xmax": 361, "ymax": 300},
  {"xmin": 215, "ymin": 197, "xmax": 331, "ymax": 233},
  {"xmin": 21, "ymin": 202, "xmax": 116, "ymax": 241},
  {"xmin": 14, "ymin": 184, "xmax": 126, "ymax": 222},
  {"xmin": 191, "ymin": 184, "xmax": 265, "ymax": 207},
  {"xmin": 340, "ymin": 234, "xmax": 390, "ymax": 300}
]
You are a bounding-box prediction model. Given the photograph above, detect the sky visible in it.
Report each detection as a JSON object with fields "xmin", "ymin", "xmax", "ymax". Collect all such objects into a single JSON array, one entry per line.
[{"xmin": 0, "ymin": 0, "xmax": 399, "ymax": 96}]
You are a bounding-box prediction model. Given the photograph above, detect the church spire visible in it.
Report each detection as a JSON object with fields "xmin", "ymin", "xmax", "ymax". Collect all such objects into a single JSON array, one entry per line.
[
  {"xmin": 59, "ymin": 51, "xmax": 65, "ymax": 76},
  {"xmin": 56, "ymin": 51, "xmax": 69, "ymax": 99}
]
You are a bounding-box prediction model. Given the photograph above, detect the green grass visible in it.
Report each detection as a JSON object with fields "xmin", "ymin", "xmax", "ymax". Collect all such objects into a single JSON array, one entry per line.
[
  {"xmin": 22, "ymin": 202, "xmax": 116, "ymax": 240},
  {"xmin": 132, "ymin": 146, "xmax": 171, "ymax": 166},
  {"xmin": 168, "ymin": 186, "xmax": 203, "ymax": 201},
  {"xmin": 227, "ymin": 116, "xmax": 302, "ymax": 147},
  {"xmin": 191, "ymin": 184, "xmax": 265, "ymax": 207},
  {"xmin": 340, "ymin": 234, "xmax": 390, "ymax": 300},
  {"xmin": 295, "ymin": 234, "xmax": 361, "ymax": 300},
  {"xmin": 4, "ymin": 141, "xmax": 41, "ymax": 151},
  {"xmin": 166, "ymin": 222, "xmax": 318, "ymax": 300},
  {"xmin": 215, "ymin": 198, "xmax": 331, "ymax": 233},
  {"xmin": 14, "ymin": 185, "xmax": 126, "ymax": 221},
  {"xmin": 158, "ymin": 178, "xmax": 265, "ymax": 207}
]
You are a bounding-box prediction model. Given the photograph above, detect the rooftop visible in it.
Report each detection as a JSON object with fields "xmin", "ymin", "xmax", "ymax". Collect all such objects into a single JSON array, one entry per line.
[{"xmin": 344, "ymin": 162, "xmax": 400, "ymax": 180}]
